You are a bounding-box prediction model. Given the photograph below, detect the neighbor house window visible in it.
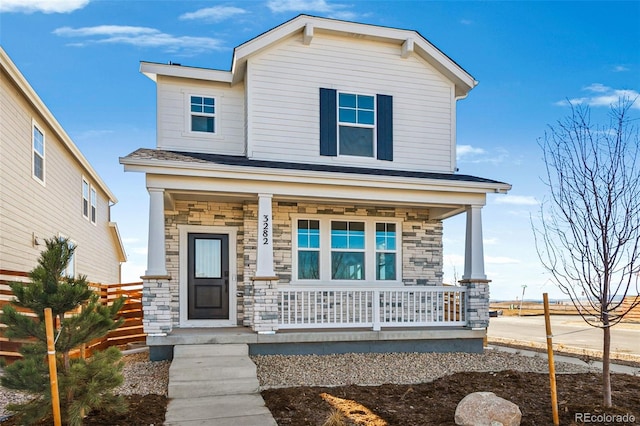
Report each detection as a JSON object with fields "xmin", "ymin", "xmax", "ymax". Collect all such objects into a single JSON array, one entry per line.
[
  {"xmin": 90, "ymin": 187, "xmax": 97, "ymax": 224},
  {"xmin": 375, "ymin": 223, "xmax": 397, "ymax": 280},
  {"xmin": 338, "ymin": 93, "xmax": 375, "ymax": 157},
  {"xmin": 331, "ymin": 221, "xmax": 366, "ymax": 280},
  {"xmin": 32, "ymin": 123, "xmax": 45, "ymax": 183},
  {"xmin": 82, "ymin": 178, "xmax": 90, "ymax": 219},
  {"xmin": 59, "ymin": 237, "xmax": 76, "ymax": 278},
  {"xmin": 297, "ymin": 220, "xmax": 320, "ymax": 279},
  {"xmin": 190, "ymin": 95, "xmax": 216, "ymax": 133}
]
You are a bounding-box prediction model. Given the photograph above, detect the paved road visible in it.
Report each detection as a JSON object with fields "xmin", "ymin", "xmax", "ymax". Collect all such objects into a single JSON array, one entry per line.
[{"xmin": 487, "ymin": 315, "xmax": 640, "ymax": 356}]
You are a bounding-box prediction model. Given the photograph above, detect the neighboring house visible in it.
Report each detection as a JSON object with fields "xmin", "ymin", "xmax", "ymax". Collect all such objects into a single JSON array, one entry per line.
[
  {"xmin": 0, "ymin": 46, "xmax": 126, "ymax": 284},
  {"xmin": 120, "ymin": 15, "xmax": 511, "ymax": 357}
]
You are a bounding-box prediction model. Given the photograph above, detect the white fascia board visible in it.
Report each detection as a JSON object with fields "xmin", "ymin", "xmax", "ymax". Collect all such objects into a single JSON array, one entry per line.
[
  {"xmin": 140, "ymin": 61, "xmax": 232, "ymax": 84},
  {"xmin": 121, "ymin": 157, "xmax": 511, "ymax": 196},
  {"xmin": 108, "ymin": 222, "xmax": 127, "ymax": 262},
  {"xmin": 1, "ymin": 47, "xmax": 118, "ymax": 204}
]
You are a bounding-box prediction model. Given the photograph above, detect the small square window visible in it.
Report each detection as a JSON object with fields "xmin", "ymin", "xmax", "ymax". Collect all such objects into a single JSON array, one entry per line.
[{"xmin": 190, "ymin": 95, "xmax": 216, "ymax": 133}]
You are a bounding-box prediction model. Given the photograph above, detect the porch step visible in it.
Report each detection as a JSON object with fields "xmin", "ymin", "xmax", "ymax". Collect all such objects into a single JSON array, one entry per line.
[
  {"xmin": 168, "ymin": 377, "xmax": 261, "ymax": 399},
  {"xmin": 173, "ymin": 343, "xmax": 248, "ymax": 357},
  {"xmin": 165, "ymin": 343, "xmax": 276, "ymax": 425}
]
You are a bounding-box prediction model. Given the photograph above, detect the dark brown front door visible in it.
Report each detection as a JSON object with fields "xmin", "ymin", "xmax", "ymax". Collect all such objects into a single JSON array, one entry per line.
[{"xmin": 187, "ymin": 233, "xmax": 229, "ymax": 320}]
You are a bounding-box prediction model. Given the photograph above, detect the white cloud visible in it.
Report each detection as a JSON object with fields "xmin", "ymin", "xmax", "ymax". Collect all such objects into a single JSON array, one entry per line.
[
  {"xmin": 457, "ymin": 144, "xmax": 485, "ymax": 158},
  {"xmin": 460, "ymin": 19, "xmax": 473, "ymax": 25},
  {"xmin": 268, "ymin": 0, "xmax": 332, "ymax": 12},
  {"xmin": 613, "ymin": 65, "xmax": 629, "ymax": 73},
  {"xmin": 180, "ymin": 6, "xmax": 247, "ymax": 22},
  {"xmin": 486, "ymin": 256, "xmax": 520, "ymax": 265},
  {"xmin": 266, "ymin": 0, "xmax": 356, "ymax": 19},
  {"xmin": 53, "ymin": 25, "xmax": 225, "ymax": 53},
  {"xmin": 555, "ymin": 84, "xmax": 640, "ymax": 110},
  {"xmin": 1, "ymin": 0, "xmax": 89, "ymax": 13},
  {"xmin": 54, "ymin": 25, "xmax": 158, "ymax": 37},
  {"xmin": 494, "ymin": 195, "xmax": 538, "ymax": 206},
  {"xmin": 484, "ymin": 237, "xmax": 499, "ymax": 245}
]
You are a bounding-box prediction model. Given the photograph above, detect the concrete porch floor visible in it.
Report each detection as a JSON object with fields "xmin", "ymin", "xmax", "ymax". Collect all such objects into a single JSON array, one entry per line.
[{"xmin": 147, "ymin": 326, "xmax": 486, "ymax": 359}]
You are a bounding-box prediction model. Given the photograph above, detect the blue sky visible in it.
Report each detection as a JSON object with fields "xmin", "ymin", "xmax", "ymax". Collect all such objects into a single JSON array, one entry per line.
[{"xmin": 2, "ymin": 0, "xmax": 639, "ymax": 300}]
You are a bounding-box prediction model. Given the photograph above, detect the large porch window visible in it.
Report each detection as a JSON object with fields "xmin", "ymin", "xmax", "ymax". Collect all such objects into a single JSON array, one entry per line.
[{"xmin": 294, "ymin": 217, "xmax": 401, "ymax": 283}]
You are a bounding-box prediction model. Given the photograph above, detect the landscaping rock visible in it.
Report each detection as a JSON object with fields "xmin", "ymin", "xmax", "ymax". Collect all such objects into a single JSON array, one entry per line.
[{"xmin": 454, "ymin": 391, "xmax": 522, "ymax": 426}]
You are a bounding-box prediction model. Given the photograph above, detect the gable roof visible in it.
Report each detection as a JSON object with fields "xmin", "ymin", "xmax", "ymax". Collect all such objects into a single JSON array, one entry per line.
[
  {"xmin": 141, "ymin": 15, "xmax": 477, "ymax": 98},
  {"xmin": 0, "ymin": 46, "xmax": 118, "ymax": 204}
]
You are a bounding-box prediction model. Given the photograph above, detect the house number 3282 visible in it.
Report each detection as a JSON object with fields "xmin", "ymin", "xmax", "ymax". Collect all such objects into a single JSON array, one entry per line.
[{"xmin": 262, "ymin": 214, "xmax": 270, "ymax": 245}]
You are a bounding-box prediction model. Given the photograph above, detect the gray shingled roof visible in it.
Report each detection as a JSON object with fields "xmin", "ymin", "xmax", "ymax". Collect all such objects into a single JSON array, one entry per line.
[{"xmin": 122, "ymin": 148, "xmax": 508, "ymax": 185}]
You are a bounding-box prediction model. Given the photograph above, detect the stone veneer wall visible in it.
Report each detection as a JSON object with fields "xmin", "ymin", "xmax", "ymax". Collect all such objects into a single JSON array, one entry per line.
[{"xmin": 158, "ymin": 199, "xmax": 445, "ymax": 331}]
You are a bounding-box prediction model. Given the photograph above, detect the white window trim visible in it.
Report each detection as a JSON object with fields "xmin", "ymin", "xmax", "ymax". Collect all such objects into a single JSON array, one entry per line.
[
  {"xmin": 32, "ymin": 120, "xmax": 45, "ymax": 186},
  {"xmin": 291, "ymin": 215, "xmax": 402, "ymax": 286},
  {"xmin": 90, "ymin": 185, "xmax": 97, "ymax": 225},
  {"xmin": 82, "ymin": 177, "xmax": 90, "ymax": 220},
  {"xmin": 185, "ymin": 93, "xmax": 218, "ymax": 136},
  {"xmin": 336, "ymin": 91, "xmax": 377, "ymax": 158}
]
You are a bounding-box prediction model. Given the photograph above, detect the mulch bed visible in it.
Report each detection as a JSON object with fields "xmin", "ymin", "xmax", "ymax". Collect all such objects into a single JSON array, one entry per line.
[{"xmin": 262, "ymin": 371, "xmax": 640, "ymax": 426}]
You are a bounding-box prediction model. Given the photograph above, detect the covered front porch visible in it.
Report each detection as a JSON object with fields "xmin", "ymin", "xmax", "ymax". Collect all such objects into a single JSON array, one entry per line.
[{"xmin": 122, "ymin": 150, "xmax": 509, "ymax": 352}]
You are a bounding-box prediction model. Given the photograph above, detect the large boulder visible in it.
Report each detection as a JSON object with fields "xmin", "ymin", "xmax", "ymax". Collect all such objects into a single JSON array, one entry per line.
[{"xmin": 454, "ymin": 391, "xmax": 522, "ymax": 426}]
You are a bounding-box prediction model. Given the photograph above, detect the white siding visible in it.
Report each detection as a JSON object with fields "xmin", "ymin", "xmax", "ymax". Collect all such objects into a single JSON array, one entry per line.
[
  {"xmin": 246, "ymin": 33, "xmax": 456, "ymax": 173},
  {"xmin": 156, "ymin": 76, "xmax": 245, "ymax": 155},
  {"xmin": 0, "ymin": 68, "xmax": 121, "ymax": 283}
]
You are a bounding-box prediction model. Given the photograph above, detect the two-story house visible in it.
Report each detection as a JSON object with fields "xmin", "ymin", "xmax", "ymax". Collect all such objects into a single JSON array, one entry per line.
[
  {"xmin": 0, "ymin": 47, "xmax": 126, "ymax": 285},
  {"xmin": 120, "ymin": 15, "xmax": 510, "ymax": 359}
]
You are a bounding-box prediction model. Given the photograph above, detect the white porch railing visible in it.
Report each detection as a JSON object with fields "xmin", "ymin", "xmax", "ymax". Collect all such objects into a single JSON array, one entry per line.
[{"xmin": 278, "ymin": 286, "xmax": 467, "ymax": 330}]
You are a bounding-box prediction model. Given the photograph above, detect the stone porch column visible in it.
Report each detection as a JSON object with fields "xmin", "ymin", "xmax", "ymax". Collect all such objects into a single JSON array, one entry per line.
[
  {"xmin": 252, "ymin": 194, "xmax": 279, "ymax": 333},
  {"xmin": 459, "ymin": 205, "xmax": 491, "ymax": 329},
  {"xmin": 141, "ymin": 187, "xmax": 171, "ymax": 336}
]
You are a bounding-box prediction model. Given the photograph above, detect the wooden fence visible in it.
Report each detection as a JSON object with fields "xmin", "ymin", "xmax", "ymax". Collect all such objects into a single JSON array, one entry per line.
[{"xmin": 0, "ymin": 269, "xmax": 145, "ymax": 364}]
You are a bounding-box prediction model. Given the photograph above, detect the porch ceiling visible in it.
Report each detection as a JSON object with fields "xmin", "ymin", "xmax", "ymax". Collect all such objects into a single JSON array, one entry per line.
[{"xmin": 166, "ymin": 190, "xmax": 467, "ymax": 220}]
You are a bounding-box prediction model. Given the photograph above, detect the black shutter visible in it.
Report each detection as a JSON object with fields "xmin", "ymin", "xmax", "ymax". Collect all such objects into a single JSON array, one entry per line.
[
  {"xmin": 319, "ymin": 88, "xmax": 337, "ymax": 156},
  {"xmin": 376, "ymin": 94, "xmax": 393, "ymax": 161}
]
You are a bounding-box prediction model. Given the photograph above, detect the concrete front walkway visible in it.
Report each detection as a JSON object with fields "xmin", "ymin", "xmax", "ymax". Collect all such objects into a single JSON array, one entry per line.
[{"xmin": 164, "ymin": 344, "xmax": 277, "ymax": 426}]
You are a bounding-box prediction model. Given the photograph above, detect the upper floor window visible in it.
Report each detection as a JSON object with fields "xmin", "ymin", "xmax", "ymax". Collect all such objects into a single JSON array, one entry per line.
[
  {"xmin": 90, "ymin": 186, "xmax": 97, "ymax": 224},
  {"xmin": 190, "ymin": 95, "xmax": 216, "ymax": 133},
  {"xmin": 32, "ymin": 122, "xmax": 45, "ymax": 183},
  {"xmin": 320, "ymin": 88, "xmax": 393, "ymax": 161},
  {"xmin": 338, "ymin": 93, "xmax": 375, "ymax": 157},
  {"xmin": 82, "ymin": 178, "xmax": 90, "ymax": 219}
]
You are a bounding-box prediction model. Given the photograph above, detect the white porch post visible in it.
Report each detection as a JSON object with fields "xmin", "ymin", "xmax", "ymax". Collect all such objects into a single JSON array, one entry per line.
[
  {"xmin": 462, "ymin": 205, "xmax": 486, "ymax": 281},
  {"xmin": 460, "ymin": 205, "xmax": 490, "ymax": 330},
  {"xmin": 252, "ymin": 193, "xmax": 279, "ymax": 334},
  {"xmin": 256, "ymin": 193, "xmax": 276, "ymax": 278},
  {"xmin": 145, "ymin": 188, "xmax": 167, "ymax": 277}
]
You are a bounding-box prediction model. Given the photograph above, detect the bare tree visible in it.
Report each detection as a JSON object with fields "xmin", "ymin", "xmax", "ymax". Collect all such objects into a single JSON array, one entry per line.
[{"xmin": 534, "ymin": 99, "xmax": 640, "ymax": 407}]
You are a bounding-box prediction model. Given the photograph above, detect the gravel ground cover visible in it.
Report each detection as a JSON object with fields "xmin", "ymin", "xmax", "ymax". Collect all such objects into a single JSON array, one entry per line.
[{"xmin": 252, "ymin": 349, "xmax": 599, "ymax": 388}]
